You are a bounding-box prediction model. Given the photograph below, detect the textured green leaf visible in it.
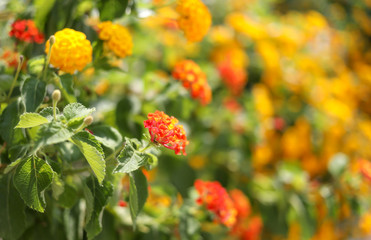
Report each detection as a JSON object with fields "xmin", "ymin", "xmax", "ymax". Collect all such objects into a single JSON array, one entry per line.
[
  {"xmin": 84, "ymin": 177, "xmax": 113, "ymax": 240},
  {"xmin": 0, "ymin": 174, "xmax": 27, "ymax": 240},
  {"xmin": 39, "ymin": 107, "xmax": 60, "ymax": 122},
  {"xmin": 35, "ymin": 121, "xmax": 75, "ymax": 149},
  {"xmin": 129, "ymin": 170, "xmax": 148, "ymax": 227},
  {"xmin": 13, "ymin": 155, "xmax": 54, "ymax": 212},
  {"xmin": 20, "ymin": 76, "xmax": 46, "ymax": 112},
  {"xmin": 114, "ymin": 138, "xmax": 151, "ymax": 173},
  {"xmin": 89, "ymin": 125, "xmax": 123, "ymax": 150},
  {"xmin": 15, "ymin": 112, "xmax": 49, "ymax": 128},
  {"xmin": 63, "ymin": 102, "xmax": 95, "ymax": 124},
  {"xmin": 71, "ymin": 131, "xmax": 105, "ymax": 184},
  {"xmin": 0, "ymin": 100, "xmax": 24, "ymax": 145}
]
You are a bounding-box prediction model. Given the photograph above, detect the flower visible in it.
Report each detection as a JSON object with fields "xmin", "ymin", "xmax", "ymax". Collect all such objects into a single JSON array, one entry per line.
[
  {"xmin": 144, "ymin": 110, "xmax": 188, "ymax": 155},
  {"xmin": 176, "ymin": 0, "xmax": 212, "ymax": 42},
  {"xmin": 212, "ymin": 43, "xmax": 248, "ymax": 95},
  {"xmin": 9, "ymin": 19, "xmax": 44, "ymax": 44},
  {"xmin": 1, "ymin": 50, "xmax": 21, "ymax": 68},
  {"xmin": 97, "ymin": 21, "xmax": 133, "ymax": 58},
  {"xmin": 360, "ymin": 159, "xmax": 371, "ymax": 182},
  {"xmin": 172, "ymin": 60, "xmax": 212, "ymax": 105},
  {"xmin": 45, "ymin": 28, "xmax": 92, "ymax": 74},
  {"xmin": 194, "ymin": 179, "xmax": 237, "ymax": 227},
  {"xmin": 230, "ymin": 189, "xmax": 251, "ymax": 220}
]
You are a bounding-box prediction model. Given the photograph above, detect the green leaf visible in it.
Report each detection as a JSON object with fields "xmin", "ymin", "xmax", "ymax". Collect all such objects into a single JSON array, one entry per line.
[
  {"xmin": 59, "ymin": 74, "xmax": 77, "ymax": 103},
  {"xmin": 34, "ymin": 0, "xmax": 56, "ymax": 30},
  {"xmin": 20, "ymin": 76, "xmax": 46, "ymax": 112},
  {"xmin": 89, "ymin": 125, "xmax": 123, "ymax": 150},
  {"xmin": 39, "ymin": 107, "xmax": 60, "ymax": 122},
  {"xmin": 35, "ymin": 121, "xmax": 75, "ymax": 149},
  {"xmin": 71, "ymin": 131, "xmax": 105, "ymax": 184},
  {"xmin": 84, "ymin": 177, "xmax": 113, "ymax": 240},
  {"xmin": 4, "ymin": 158, "xmax": 23, "ymax": 174},
  {"xmin": 97, "ymin": 0, "xmax": 129, "ymax": 21},
  {"xmin": 0, "ymin": 100, "xmax": 24, "ymax": 145},
  {"xmin": 0, "ymin": 74, "xmax": 13, "ymax": 93},
  {"xmin": 129, "ymin": 170, "xmax": 148, "ymax": 227},
  {"xmin": 51, "ymin": 175, "xmax": 64, "ymax": 200},
  {"xmin": 13, "ymin": 155, "xmax": 54, "ymax": 212},
  {"xmin": 57, "ymin": 183, "xmax": 78, "ymax": 208},
  {"xmin": 15, "ymin": 112, "xmax": 49, "ymax": 128},
  {"xmin": 116, "ymin": 97, "xmax": 143, "ymax": 138},
  {"xmin": 0, "ymin": 174, "xmax": 27, "ymax": 240},
  {"xmin": 63, "ymin": 102, "xmax": 95, "ymax": 125},
  {"xmin": 114, "ymin": 138, "xmax": 153, "ymax": 173}
]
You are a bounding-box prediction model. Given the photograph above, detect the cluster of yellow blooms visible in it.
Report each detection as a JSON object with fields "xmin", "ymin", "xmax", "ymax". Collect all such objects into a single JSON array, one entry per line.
[
  {"xmin": 45, "ymin": 28, "xmax": 92, "ymax": 74},
  {"xmin": 176, "ymin": 0, "xmax": 212, "ymax": 42},
  {"xmin": 97, "ymin": 21, "xmax": 133, "ymax": 58}
]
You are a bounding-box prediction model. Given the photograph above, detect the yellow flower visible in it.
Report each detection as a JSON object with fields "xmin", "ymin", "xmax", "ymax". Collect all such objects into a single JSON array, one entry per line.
[
  {"xmin": 360, "ymin": 212, "xmax": 371, "ymax": 235},
  {"xmin": 45, "ymin": 28, "xmax": 92, "ymax": 74},
  {"xmin": 97, "ymin": 21, "xmax": 133, "ymax": 58},
  {"xmin": 176, "ymin": 0, "xmax": 212, "ymax": 42}
]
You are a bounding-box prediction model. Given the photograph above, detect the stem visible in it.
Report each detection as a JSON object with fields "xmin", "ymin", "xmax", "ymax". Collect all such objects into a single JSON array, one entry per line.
[
  {"xmin": 7, "ymin": 55, "xmax": 24, "ymax": 102},
  {"xmin": 139, "ymin": 142, "xmax": 152, "ymax": 152},
  {"xmin": 41, "ymin": 35, "xmax": 54, "ymax": 81},
  {"xmin": 53, "ymin": 99, "xmax": 57, "ymax": 121}
]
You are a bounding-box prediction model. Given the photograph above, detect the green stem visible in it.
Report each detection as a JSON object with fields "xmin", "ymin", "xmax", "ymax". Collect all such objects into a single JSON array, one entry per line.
[
  {"xmin": 41, "ymin": 36, "xmax": 54, "ymax": 81},
  {"xmin": 53, "ymin": 98, "xmax": 57, "ymax": 121},
  {"xmin": 7, "ymin": 56, "xmax": 24, "ymax": 102},
  {"xmin": 139, "ymin": 142, "xmax": 152, "ymax": 152}
]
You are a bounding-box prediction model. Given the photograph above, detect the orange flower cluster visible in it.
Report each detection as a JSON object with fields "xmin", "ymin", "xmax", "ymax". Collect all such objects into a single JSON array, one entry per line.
[
  {"xmin": 45, "ymin": 28, "xmax": 92, "ymax": 74},
  {"xmin": 1, "ymin": 50, "xmax": 20, "ymax": 68},
  {"xmin": 144, "ymin": 110, "xmax": 188, "ymax": 155},
  {"xmin": 176, "ymin": 0, "xmax": 212, "ymax": 42},
  {"xmin": 194, "ymin": 180, "xmax": 237, "ymax": 227},
  {"xmin": 229, "ymin": 189, "xmax": 263, "ymax": 240},
  {"xmin": 360, "ymin": 159, "xmax": 371, "ymax": 182},
  {"xmin": 97, "ymin": 21, "xmax": 133, "ymax": 58},
  {"xmin": 9, "ymin": 19, "xmax": 44, "ymax": 44},
  {"xmin": 172, "ymin": 60, "xmax": 212, "ymax": 105}
]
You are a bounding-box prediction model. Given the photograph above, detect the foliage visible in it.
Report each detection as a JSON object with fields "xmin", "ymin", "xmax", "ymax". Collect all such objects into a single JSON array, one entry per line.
[{"xmin": 1, "ymin": 0, "xmax": 371, "ymax": 239}]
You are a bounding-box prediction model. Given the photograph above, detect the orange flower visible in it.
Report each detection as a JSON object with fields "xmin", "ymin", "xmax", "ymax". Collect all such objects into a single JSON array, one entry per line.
[
  {"xmin": 172, "ymin": 60, "xmax": 212, "ymax": 105},
  {"xmin": 176, "ymin": 0, "xmax": 212, "ymax": 42},
  {"xmin": 45, "ymin": 28, "xmax": 92, "ymax": 74},
  {"xmin": 97, "ymin": 21, "xmax": 133, "ymax": 58},
  {"xmin": 194, "ymin": 179, "xmax": 237, "ymax": 227},
  {"xmin": 230, "ymin": 189, "xmax": 251, "ymax": 220},
  {"xmin": 144, "ymin": 111, "xmax": 188, "ymax": 155},
  {"xmin": 360, "ymin": 159, "xmax": 371, "ymax": 182}
]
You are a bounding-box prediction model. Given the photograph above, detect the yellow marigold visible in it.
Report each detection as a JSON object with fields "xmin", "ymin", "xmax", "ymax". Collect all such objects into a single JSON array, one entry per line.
[
  {"xmin": 45, "ymin": 28, "xmax": 92, "ymax": 74},
  {"xmin": 97, "ymin": 21, "xmax": 133, "ymax": 58},
  {"xmin": 176, "ymin": 0, "xmax": 212, "ymax": 42}
]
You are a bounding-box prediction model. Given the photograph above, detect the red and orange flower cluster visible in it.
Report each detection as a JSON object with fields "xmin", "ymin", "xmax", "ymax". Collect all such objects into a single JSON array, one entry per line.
[
  {"xmin": 230, "ymin": 189, "xmax": 263, "ymax": 240},
  {"xmin": 172, "ymin": 60, "xmax": 212, "ymax": 105},
  {"xmin": 194, "ymin": 180, "xmax": 237, "ymax": 227},
  {"xmin": 9, "ymin": 20, "xmax": 44, "ymax": 44},
  {"xmin": 144, "ymin": 111, "xmax": 188, "ymax": 155}
]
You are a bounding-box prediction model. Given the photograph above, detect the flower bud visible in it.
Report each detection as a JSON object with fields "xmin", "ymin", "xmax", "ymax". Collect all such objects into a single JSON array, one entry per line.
[
  {"xmin": 19, "ymin": 55, "xmax": 24, "ymax": 63},
  {"xmin": 83, "ymin": 116, "xmax": 93, "ymax": 126},
  {"xmin": 49, "ymin": 35, "xmax": 55, "ymax": 45},
  {"xmin": 52, "ymin": 89, "xmax": 61, "ymax": 102}
]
